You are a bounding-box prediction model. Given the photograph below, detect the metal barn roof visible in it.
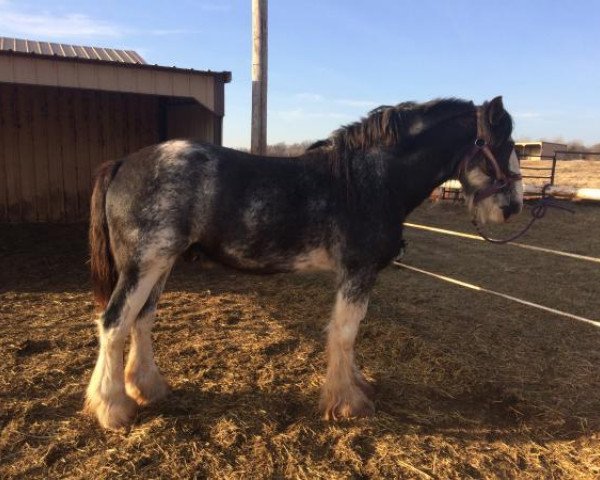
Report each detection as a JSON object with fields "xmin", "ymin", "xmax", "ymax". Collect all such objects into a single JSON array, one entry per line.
[{"xmin": 0, "ymin": 36, "xmax": 146, "ymax": 65}]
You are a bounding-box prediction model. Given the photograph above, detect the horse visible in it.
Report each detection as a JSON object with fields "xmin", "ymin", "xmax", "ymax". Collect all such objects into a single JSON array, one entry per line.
[{"xmin": 85, "ymin": 96, "xmax": 523, "ymax": 429}]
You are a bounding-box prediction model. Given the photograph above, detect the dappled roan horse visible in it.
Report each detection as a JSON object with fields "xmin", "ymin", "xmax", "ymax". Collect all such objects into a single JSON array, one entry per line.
[{"xmin": 85, "ymin": 96, "xmax": 523, "ymax": 429}]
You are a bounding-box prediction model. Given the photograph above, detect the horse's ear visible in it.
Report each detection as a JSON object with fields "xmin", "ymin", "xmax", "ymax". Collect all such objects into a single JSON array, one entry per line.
[{"xmin": 488, "ymin": 96, "xmax": 506, "ymax": 125}]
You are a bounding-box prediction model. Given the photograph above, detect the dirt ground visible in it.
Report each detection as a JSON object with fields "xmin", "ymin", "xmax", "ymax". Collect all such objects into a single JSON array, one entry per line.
[{"xmin": 1, "ymin": 201, "xmax": 600, "ymax": 479}]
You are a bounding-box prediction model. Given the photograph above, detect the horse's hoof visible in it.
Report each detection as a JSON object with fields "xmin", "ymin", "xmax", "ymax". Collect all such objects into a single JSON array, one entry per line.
[
  {"xmin": 84, "ymin": 394, "xmax": 137, "ymax": 430},
  {"xmin": 125, "ymin": 372, "xmax": 170, "ymax": 406},
  {"xmin": 320, "ymin": 387, "xmax": 375, "ymax": 421},
  {"xmin": 354, "ymin": 373, "xmax": 376, "ymax": 400}
]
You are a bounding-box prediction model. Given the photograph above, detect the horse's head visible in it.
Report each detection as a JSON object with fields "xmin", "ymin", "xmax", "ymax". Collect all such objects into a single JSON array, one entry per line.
[{"xmin": 458, "ymin": 96, "xmax": 523, "ymax": 225}]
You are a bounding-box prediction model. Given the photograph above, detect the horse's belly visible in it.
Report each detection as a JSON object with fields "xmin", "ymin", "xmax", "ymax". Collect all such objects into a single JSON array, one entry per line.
[
  {"xmin": 290, "ymin": 247, "xmax": 335, "ymax": 271},
  {"xmin": 202, "ymin": 244, "xmax": 335, "ymax": 274}
]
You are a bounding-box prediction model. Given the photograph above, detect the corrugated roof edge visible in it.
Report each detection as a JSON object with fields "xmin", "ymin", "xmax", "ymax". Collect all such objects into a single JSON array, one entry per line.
[
  {"xmin": 0, "ymin": 36, "xmax": 147, "ymax": 64},
  {"xmin": 0, "ymin": 48, "xmax": 232, "ymax": 83}
]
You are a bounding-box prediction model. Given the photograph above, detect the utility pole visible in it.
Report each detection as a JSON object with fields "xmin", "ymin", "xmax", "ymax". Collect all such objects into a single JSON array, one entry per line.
[{"xmin": 251, "ymin": 0, "xmax": 268, "ymax": 155}]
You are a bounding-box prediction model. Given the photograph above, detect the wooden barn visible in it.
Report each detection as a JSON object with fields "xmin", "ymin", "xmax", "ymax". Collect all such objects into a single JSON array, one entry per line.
[{"xmin": 0, "ymin": 37, "xmax": 231, "ymax": 223}]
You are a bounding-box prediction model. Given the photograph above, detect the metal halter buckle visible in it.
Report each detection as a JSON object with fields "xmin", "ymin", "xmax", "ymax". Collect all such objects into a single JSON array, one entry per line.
[{"xmin": 474, "ymin": 138, "xmax": 486, "ymax": 147}]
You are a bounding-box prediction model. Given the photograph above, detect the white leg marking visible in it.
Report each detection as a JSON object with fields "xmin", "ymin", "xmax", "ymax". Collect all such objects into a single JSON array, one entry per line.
[
  {"xmin": 125, "ymin": 311, "xmax": 170, "ymax": 405},
  {"xmin": 85, "ymin": 262, "xmax": 170, "ymax": 429},
  {"xmin": 321, "ymin": 292, "xmax": 374, "ymax": 420},
  {"xmin": 85, "ymin": 318, "xmax": 138, "ymax": 429}
]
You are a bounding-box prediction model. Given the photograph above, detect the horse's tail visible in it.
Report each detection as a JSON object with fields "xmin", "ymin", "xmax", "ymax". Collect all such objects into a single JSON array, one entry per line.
[{"xmin": 89, "ymin": 160, "xmax": 123, "ymax": 311}]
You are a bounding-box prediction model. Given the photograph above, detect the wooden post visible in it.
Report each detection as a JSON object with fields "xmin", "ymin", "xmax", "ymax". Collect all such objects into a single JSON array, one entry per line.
[{"xmin": 251, "ymin": 0, "xmax": 268, "ymax": 155}]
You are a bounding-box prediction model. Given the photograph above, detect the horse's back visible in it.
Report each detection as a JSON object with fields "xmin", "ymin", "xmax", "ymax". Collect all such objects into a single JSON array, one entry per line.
[{"xmin": 103, "ymin": 140, "xmax": 339, "ymax": 271}]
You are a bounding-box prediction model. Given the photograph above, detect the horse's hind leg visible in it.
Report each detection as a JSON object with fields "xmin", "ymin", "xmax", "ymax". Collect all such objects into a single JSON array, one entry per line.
[
  {"xmin": 85, "ymin": 258, "xmax": 173, "ymax": 429},
  {"xmin": 125, "ymin": 272, "xmax": 170, "ymax": 406},
  {"xmin": 321, "ymin": 272, "xmax": 376, "ymax": 420}
]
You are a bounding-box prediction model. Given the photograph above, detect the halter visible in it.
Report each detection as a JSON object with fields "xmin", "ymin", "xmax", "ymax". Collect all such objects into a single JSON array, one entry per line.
[
  {"xmin": 459, "ymin": 108, "xmax": 573, "ymax": 244},
  {"xmin": 457, "ymin": 108, "xmax": 522, "ymax": 204}
]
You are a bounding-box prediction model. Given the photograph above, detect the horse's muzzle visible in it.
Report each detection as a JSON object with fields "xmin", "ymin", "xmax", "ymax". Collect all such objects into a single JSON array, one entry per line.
[{"xmin": 502, "ymin": 202, "xmax": 522, "ymax": 220}]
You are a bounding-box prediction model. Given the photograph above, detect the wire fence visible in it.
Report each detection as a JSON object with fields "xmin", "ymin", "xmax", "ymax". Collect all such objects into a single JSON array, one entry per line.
[{"xmin": 438, "ymin": 150, "xmax": 600, "ymax": 200}]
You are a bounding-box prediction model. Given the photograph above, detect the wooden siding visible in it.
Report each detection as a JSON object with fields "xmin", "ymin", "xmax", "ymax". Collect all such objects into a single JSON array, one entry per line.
[
  {"xmin": 166, "ymin": 103, "xmax": 216, "ymax": 142},
  {"xmin": 0, "ymin": 54, "xmax": 223, "ymax": 115},
  {"xmin": 0, "ymin": 83, "xmax": 221, "ymax": 223}
]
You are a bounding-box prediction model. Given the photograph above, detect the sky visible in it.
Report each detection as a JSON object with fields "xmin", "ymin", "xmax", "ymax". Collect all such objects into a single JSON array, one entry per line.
[{"xmin": 2, "ymin": 0, "xmax": 599, "ymax": 148}]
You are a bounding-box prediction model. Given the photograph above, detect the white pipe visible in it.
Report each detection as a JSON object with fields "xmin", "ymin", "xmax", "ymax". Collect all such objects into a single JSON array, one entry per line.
[
  {"xmin": 523, "ymin": 184, "xmax": 600, "ymax": 201},
  {"xmin": 393, "ymin": 262, "xmax": 600, "ymax": 328},
  {"xmin": 404, "ymin": 222, "xmax": 600, "ymax": 264},
  {"xmin": 439, "ymin": 181, "xmax": 600, "ymax": 201}
]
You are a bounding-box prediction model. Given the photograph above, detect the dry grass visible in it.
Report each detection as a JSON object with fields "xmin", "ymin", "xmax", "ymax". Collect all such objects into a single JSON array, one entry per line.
[
  {"xmin": 521, "ymin": 159, "xmax": 600, "ymax": 188},
  {"xmin": 1, "ymin": 202, "xmax": 600, "ymax": 479}
]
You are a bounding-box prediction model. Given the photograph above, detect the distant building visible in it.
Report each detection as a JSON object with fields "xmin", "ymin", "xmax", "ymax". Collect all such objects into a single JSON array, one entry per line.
[{"xmin": 515, "ymin": 142, "xmax": 567, "ymax": 160}]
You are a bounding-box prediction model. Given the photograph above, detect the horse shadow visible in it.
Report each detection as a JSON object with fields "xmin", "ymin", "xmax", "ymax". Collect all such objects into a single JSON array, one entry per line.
[
  {"xmin": 3, "ymin": 223, "xmax": 600, "ymax": 446},
  {"xmin": 161, "ymin": 263, "xmax": 600, "ymax": 446}
]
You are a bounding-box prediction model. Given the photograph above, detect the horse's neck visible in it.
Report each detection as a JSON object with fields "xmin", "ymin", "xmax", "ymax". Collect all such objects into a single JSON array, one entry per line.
[
  {"xmin": 384, "ymin": 136, "xmax": 470, "ymax": 213},
  {"xmin": 296, "ymin": 127, "xmax": 470, "ymax": 214}
]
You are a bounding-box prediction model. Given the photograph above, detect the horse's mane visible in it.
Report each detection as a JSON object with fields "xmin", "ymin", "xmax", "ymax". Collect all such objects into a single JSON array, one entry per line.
[
  {"xmin": 308, "ymin": 98, "xmax": 473, "ymax": 153},
  {"xmin": 306, "ymin": 98, "xmax": 475, "ymax": 186}
]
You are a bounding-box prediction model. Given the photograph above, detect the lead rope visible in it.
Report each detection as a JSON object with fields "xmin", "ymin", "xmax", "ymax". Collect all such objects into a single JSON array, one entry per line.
[{"xmin": 472, "ymin": 184, "xmax": 575, "ymax": 244}]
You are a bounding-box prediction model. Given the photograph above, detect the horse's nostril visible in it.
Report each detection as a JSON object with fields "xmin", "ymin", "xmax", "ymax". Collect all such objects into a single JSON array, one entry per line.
[{"xmin": 503, "ymin": 202, "xmax": 521, "ymax": 219}]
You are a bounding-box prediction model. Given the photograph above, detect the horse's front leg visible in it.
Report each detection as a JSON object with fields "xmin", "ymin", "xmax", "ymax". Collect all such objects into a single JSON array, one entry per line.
[{"xmin": 321, "ymin": 273, "xmax": 376, "ymax": 420}]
